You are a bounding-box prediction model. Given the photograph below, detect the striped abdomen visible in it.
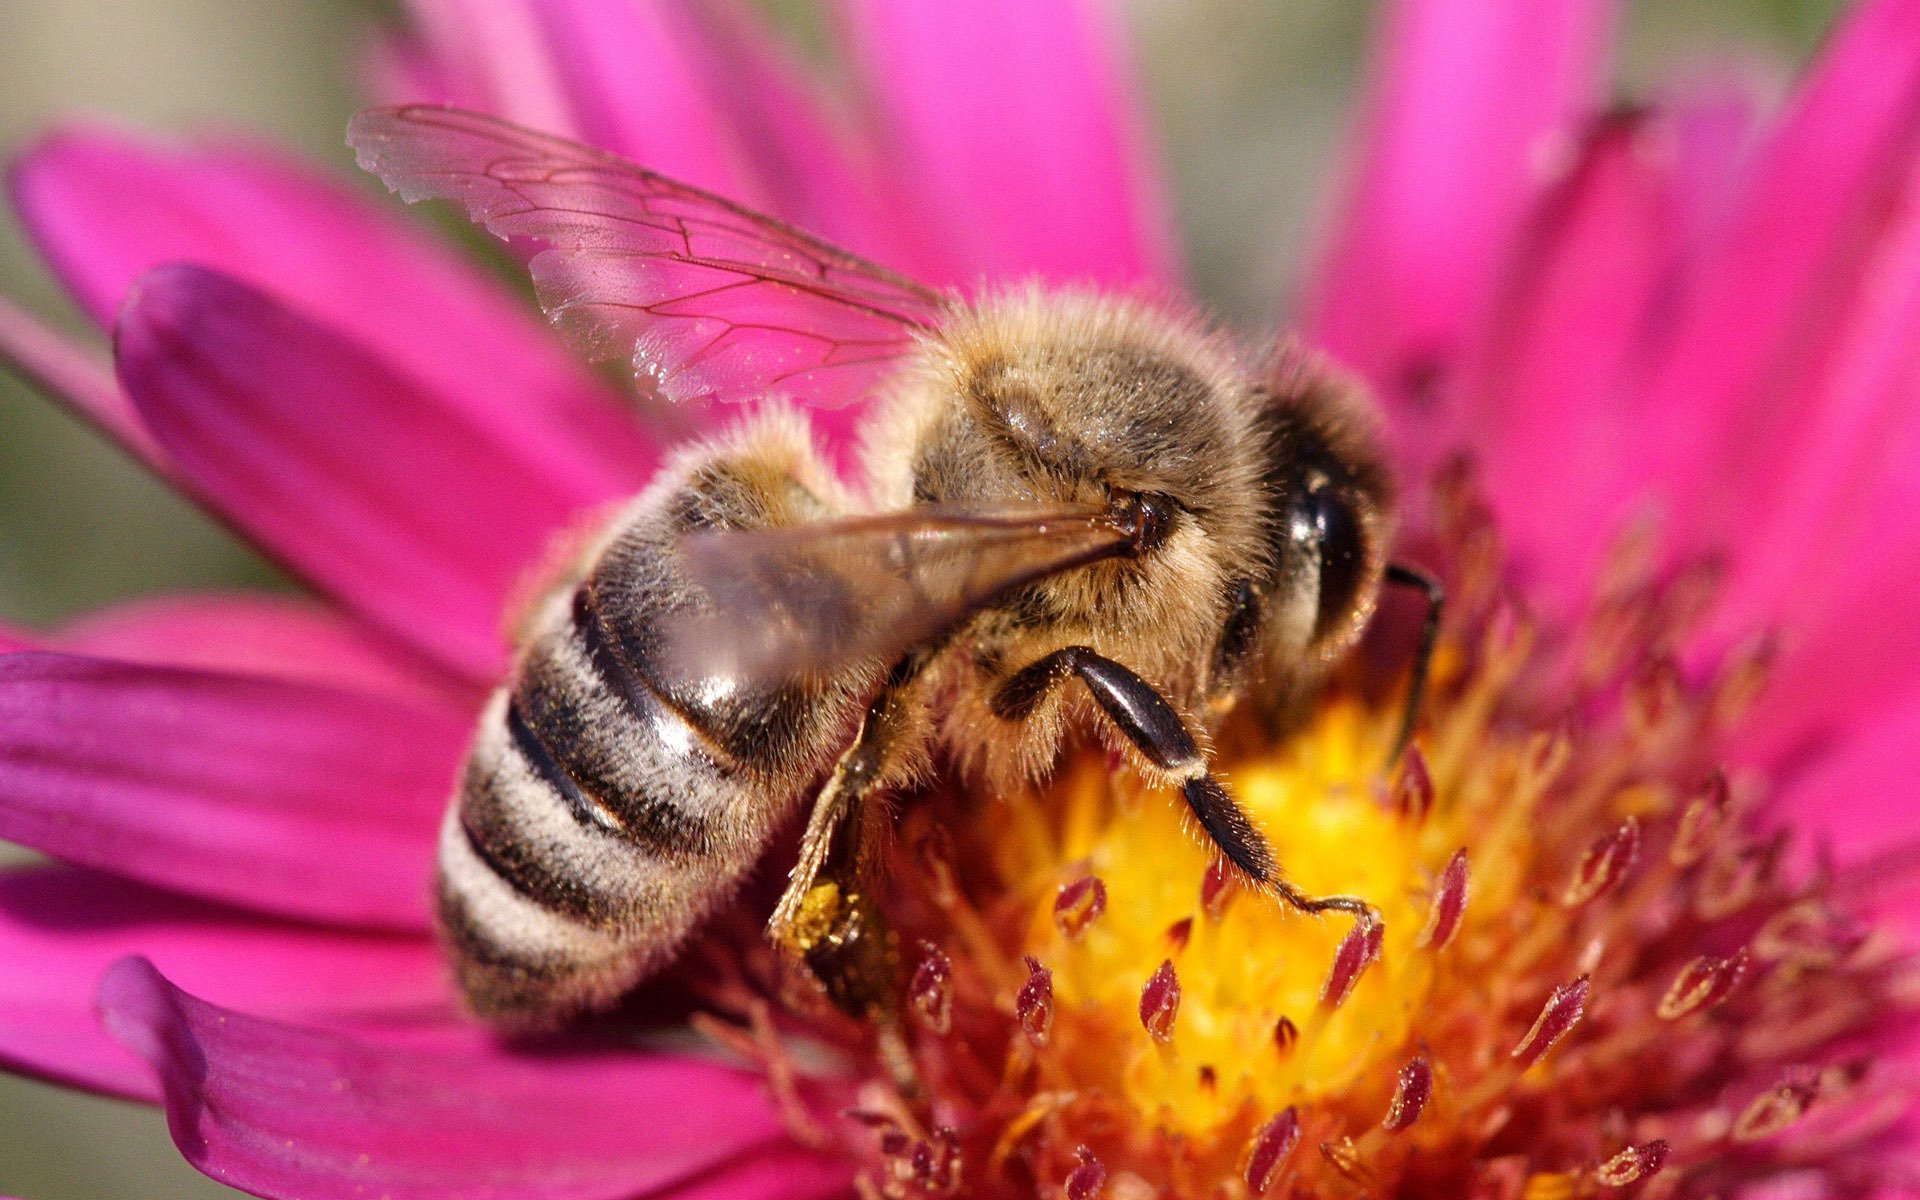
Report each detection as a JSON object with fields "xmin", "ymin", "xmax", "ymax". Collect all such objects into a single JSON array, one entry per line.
[{"xmin": 437, "ymin": 436, "xmax": 868, "ymax": 1027}]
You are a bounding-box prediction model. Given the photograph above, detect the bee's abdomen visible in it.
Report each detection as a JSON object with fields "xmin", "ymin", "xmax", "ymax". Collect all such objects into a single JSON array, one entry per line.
[{"xmin": 436, "ymin": 435, "xmax": 863, "ymax": 1027}]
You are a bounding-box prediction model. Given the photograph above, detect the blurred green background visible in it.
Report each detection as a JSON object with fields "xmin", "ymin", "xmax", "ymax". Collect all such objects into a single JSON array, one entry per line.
[{"xmin": 0, "ymin": 1, "xmax": 1841, "ymax": 1196}]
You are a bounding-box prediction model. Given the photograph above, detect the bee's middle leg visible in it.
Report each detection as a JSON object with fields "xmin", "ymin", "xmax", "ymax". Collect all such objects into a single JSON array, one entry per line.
[{"xmin": 992, "ymin": 646, "xmax": 1377, "ymax": 925}]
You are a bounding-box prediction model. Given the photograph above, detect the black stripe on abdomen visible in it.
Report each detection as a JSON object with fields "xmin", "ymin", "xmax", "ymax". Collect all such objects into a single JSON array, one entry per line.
[
  {"xmin": 507, "ymin": 699, "xmax": 625, "ymax": 836},
  {"xmin": 516, "ymin": 626, "xmax": 715, "ymax": 860}
]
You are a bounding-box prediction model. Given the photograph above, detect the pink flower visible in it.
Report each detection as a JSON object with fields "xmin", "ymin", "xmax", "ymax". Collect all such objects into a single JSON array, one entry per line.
[{"xmin": 0, "ymin": 1, "xmax": 1914, "ymax": 1197}]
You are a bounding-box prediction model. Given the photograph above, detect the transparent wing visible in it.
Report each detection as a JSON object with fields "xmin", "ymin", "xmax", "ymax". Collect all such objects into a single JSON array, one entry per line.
[
  {"xmin": 348, "ymin": 105, "xmax": 947, "ymax": 409},
  {"xmin": 665, "ymin": 506, "xmax": 1132, "ymax": 684}
]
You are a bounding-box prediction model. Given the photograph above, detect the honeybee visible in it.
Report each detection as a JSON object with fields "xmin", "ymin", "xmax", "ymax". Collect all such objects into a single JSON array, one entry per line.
[{"xmin": 351, "ymin": 106, "xmax": 1440, "ymax": 1030}]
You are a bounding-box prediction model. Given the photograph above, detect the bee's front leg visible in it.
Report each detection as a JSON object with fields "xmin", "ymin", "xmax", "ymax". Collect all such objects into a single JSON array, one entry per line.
[{"xmin": 993, "ymin": 646, "xmax": 1378, "ymax": 927}]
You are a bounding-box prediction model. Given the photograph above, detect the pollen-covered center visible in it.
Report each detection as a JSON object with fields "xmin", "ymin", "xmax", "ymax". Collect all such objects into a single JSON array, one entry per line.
[
  {"xmin": 814, "ymin": 579, "xmax": 1914, "ymax": 1200},
  {"xmin": 989, "ymin": 697, "xmax": 1442, "ymax": 1139}
]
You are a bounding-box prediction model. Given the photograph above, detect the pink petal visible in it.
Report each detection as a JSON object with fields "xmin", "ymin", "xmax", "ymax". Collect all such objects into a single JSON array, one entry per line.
[
  {"xmin": 0, "ymin": 866, "xmax": 450, "ymax": 1101},
  {"xmin": 0, "ymin": 651, "xmax": 462, "ymax": 931},
  {"xmin": 1700, "ymin": 155, "xmax": 1920, "ymax": 734},
  {"xmin": 9, "ymin": 124, "xmax": 658, "ymax": 493},
  {"xmin": 1768, "ymin": 687, "xmax": 1920, "ymax": 868},
  {"xmin": 838, "ymin": 0, "xmax": 1178, "ymax": 289},
  {"xmin": 522, "ymin": 0, "xmax": 756, "ymax": 200},
  {"xmin": 669, "ymin": 0, "xmax": 931, "ymax": 276},
  {"xmin": 1301, "ymin": 0, "xmax": 1616, "ymax": 467},
  {"xmin": 100, "ymin": 956, "xmax": 839, "ymax": 1200},
  {"xmin": 116, "ymin": 264, "xmax": 629, "ymax": 680},
  {"xmin": 51, "ymin": 591, "xmax": 472, "ymax": 707},
  {"xmin": 1626, "ymin": 0, "xmax": 1920, "ymax": 543},
  {"xmin": 0, "ymin": 292, "xmax": 166, "ymax": 472},
  {"xmin": 1456, "ymin": 111, "xmax": 1693, "ymax": 605}
]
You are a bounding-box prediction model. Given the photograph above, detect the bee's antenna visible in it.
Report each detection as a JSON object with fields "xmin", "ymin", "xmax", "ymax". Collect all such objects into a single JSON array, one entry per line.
[{"xmin": 1385, "ymin": 564, "xmax": 1444, "ymax": 766}]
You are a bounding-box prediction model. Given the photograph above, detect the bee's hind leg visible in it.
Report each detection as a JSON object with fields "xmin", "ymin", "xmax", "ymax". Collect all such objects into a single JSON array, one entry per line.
[
  {"xmin": 769, "ymin": 661, "xmax": 925, "ymax": 1019},
  {"xmin": 770, "ymin": 670, "xmax": 928, "ymax": 1099},
  {"xmin": 993, "ymin": 646, "xmax": 1378, "ymax": 928}
]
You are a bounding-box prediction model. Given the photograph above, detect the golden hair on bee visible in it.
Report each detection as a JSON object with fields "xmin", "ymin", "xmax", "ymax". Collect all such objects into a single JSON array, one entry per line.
[{"xmin": 352, "ymin": 105, "xmax": 1433, "ymax": 1034}]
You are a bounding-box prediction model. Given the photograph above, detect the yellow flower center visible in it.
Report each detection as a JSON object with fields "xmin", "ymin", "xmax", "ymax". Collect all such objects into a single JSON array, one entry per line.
[{"xmin": 1000, "ymin": 698, "xmax": 1432, "ymax": 1139}]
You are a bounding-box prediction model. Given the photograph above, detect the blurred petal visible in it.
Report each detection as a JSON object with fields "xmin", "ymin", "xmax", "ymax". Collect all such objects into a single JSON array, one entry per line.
[
  {"xmin": 1702, "ymin": 159, "xmax": 1920, "ymax": 766},
  {"xmin": 523, "ymin": 0, "xmax": 755, "ymax": 199},
  {"xmin": 1302, "ymin": 0, "xmax": 1616, "ymax": 467},
  {"xmin": 0, "ymin": 866, "xmax": 449, "ymax": 1101},
  {"xmin": 1770, "ymin": 687, "xmax": 1920, "ymax": 867},
  {"xmin": 1629, "ymin": 0, "xmax": 1920, "ymax": 536},
  {"xmin": 0, "ymin": 292, "xmax": 166, "ymax": 471},
  {"xmin": 100, "ymin": 956, "xmax": 837, "ymax": 1200},
  {"xmin": 116, "ymin": 264, "xmax": 628, "ymax": 679},
  {"xmin": 9, "ymin": 124, "xmax": 657, "ymax": 492},
  {"xmin": 0, "ymin": 651, "xmax": 461, "ymax": 931},
  {"xmin": 49, "ymin": 591, "xmax": 470, "ymax": 705},
  {"xmin": 838, "ymin": 0, "xmax": 1178, "ymax": 288},
  {"xmin": 1457, "ymin": 111, "xmax": 1692, "ymax": 604},
  {"xmin": 669, "ymin": 0, "xmax": 929, "ymax": 275}
]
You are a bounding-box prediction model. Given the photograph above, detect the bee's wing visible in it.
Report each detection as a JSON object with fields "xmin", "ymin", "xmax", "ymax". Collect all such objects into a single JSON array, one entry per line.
[
  {"xmin": 664, "ymin": 506, "xmax": 1130, "ymax": 684},
  {"xmin": 348, "ymin": 105, "xmax": 946, "ymax": 410}
]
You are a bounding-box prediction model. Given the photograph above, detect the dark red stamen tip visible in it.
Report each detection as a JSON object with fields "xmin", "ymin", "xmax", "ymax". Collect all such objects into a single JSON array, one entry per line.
[
  {"xmin": 1321, "ymin": 914, "xmax": 1383, "ymax": 1009},
  {"xmin": 1382, "ymin": 1057, "xmax": 1433, "ymax": 1131},
  {"xmin": 1513, "ymin": 974, "xmax": 1589, "ymax": 1068},
  {"xmin": 1565, "ymin": 816, "xmax": 1640, "ymax": 906},
  {"xmin": 1245, "ymin": 1108, "xmax": 1300, "ymax": 1193},
  {"xmin": 1165, "ymin": 916, "xmax": 1193, "ymax": 953},
  {"xmin": 1628, "ymin": 654, "xmax": 1683, "ymax": 734},
  {"xmin": 1054, "ymin": 875, "xmax": 1108, "ymax": 938},
  {"xmin": 1274, "ymin": 1015, "xmax": 1298, "ymax": 1054},
  {"xmin": 1393, "ymin": 745, "xmax": 1434, "ymax": 822},
  {"xmin": 1733, "ymin": 1080, "xmax": 1818, "ymax": 1143},
  {"xmin": 1595, "ymin": 1140, "xmax": 1670, "ymax": 1187},
  {"xmin": 1017, "ymin": 955, "xmax": 1053, "ymax": 1048},
  {"xmin": 1065, "ymin": 1146, "xmax": 1107, "ymax": 1200},
  {"xmin": 1419, "ymin": 848, "xmax": 1470, "ymax": 950},
  {"xmin": 1140, "ymin": 959, "xmax": 1181, "ymax": 1043},
  {"xmin": 1201, "ymin": 859, "xmax": 1234, "ymax": 920},
  {"xmin": 1658, "ymin": 948, "xmax": 1747, "ymax": 1020},
  {"xmin": 1670, "ymin": 770, "xmax": 1730, "ymax": 867},
  {"xmin": 909, "ymin": 942, "xmax": 953, "ymax": 1035}
]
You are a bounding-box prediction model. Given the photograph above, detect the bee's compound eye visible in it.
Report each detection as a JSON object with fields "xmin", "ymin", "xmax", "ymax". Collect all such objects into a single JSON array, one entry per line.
[{"xmin": 1300, "ymin": 487, "xmax": 1367, "ymax": 639}]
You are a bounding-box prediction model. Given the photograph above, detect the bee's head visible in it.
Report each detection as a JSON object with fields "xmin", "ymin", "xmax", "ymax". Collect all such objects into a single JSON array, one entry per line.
[
  {"xmin": 896, "ymin": 289, "xmax": 1276, "ymax": 676},
  {"xmin": 1216, "ymin": 351, "xmax": 1394, "ymax": 702}
]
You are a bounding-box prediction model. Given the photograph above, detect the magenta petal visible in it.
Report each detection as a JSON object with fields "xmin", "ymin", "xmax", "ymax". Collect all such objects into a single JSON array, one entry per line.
[
  {"xmin": 51, "ymin": 591, "xmax": 471, "ymax": 706},
  {"xmin": 523, "ymin": 0, "xmax": 755, "ymax": 200},
  {"xmin": 0, "ymin": 651, "xmax": 462, "ymax": 931},
  {"xmin": 1701, "ymin": 171, "xmax": 1920, "ymax": 683},
  {"xmin": 116, "ymin": 264, "xmax": 627, "ymax": 679},
  {"xmin": 1768, "ymin": 688, "xmax": 1920, "ymax": 868},
  {"xmin": 1456, "ymin": 112, "xmax": 1689, "ymax": 605},
  {"xmin": 1302, "ymin": 0, "xmax": 1616, "ymax": 451},
  {"xmin": 100, "ymin": 956, "xmax": 837, "ymax": 1200},
  {"xmin": 0, "ymin": 292, "xmax": 168, "ymax": 471},
  {"xmin": 10, "ymin": 125, "xmax": 658, "ymax": 492},
  {"xmin": 0, "ymin": 866, "xmax": 450, "ymax": 1101},
  {"xmin": 839, "ymin": 0, "xmax": 1178, "ymax": 289},
  {"xmin": 1626, "ymin": 0, "xmax": 1920, "ymax": 537},
  {"xmin": 669, "ymin": 0, "xmax": 928, "ymax": 276}
]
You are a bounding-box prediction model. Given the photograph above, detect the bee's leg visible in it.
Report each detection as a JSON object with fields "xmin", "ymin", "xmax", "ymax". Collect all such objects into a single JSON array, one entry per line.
[
  {"xmin": 1384, "ymin": 563, "xmax": 1444, "ymax": 766},
  {"xmin": 769, "ymin": 672, "xmax": 927, "ymax": 1098},
  {"xmin": 993, "ymin": 646, "xmax": 1377, "ymax": 925},
  {"xmin": 769, "ymin": 659, "xmax": 925, "ymax": 1016}
]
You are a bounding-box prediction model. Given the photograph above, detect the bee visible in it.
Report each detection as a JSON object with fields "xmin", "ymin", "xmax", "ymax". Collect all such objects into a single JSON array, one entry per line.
[{"xmin": 351, "ymin": 106, "xmax": 1440, "ymax": 1030}]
